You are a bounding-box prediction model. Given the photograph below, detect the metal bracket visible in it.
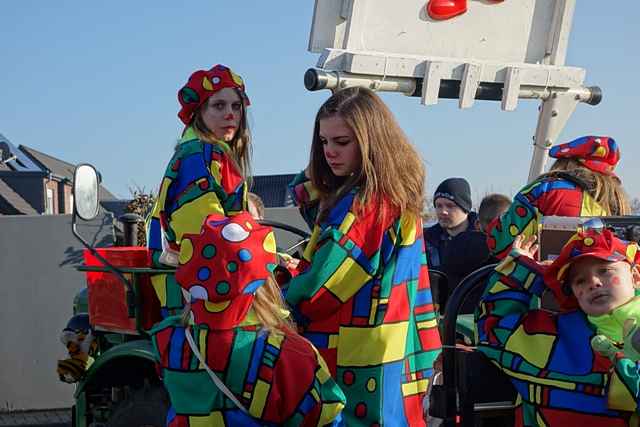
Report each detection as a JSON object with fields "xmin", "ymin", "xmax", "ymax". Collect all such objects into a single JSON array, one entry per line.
[
  {"xmin": 421, "ymin": 61, "xmax": 444, "ymax": 106},
  {"xmin": 502, "ymin": 67, "xmax": 522, "ymax": 111},
  {"xmin": 459, "ymin": 63, "xmax": 482, "ymax": 109},
  {"xmin": 527, "ymin": 89, "xmax": 582, "ymax": 181}
]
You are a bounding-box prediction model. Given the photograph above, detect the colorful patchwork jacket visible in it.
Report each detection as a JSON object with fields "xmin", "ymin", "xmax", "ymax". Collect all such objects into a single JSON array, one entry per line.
[
  {"xmin": 487, "ymin": 174, "xmax": 606, "ymax": 259},
  {"xmin": 146, "ymin": 127, "xmax": 247, "ymax": 316},
  {"xmin": 151, "ymin": 310, "xmax": 346, "ymax": 426},
  {"xmin": 476, "ymin": 253, "xmax": 635, "ymax": 426},
  {"xmin": 285, "ymin": 172, "xmax": 442, "ymax": 426}
]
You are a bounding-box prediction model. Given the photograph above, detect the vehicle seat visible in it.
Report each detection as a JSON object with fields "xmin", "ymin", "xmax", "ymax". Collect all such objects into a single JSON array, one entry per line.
[{"xmin": 429, "ymin": 264, "xmax": 517, "ymax": 427}]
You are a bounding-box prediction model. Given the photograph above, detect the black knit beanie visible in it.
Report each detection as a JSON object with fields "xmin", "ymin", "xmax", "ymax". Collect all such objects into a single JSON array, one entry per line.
[{"xmin": 433, "ymin": 178, "xmax": 472, "ymax": 213}]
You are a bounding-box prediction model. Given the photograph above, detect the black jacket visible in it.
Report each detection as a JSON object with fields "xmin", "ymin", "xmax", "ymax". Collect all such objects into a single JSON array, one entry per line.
[{"xmin": 424, "ymin": 212, "xmax": 490, "ymax": 312}]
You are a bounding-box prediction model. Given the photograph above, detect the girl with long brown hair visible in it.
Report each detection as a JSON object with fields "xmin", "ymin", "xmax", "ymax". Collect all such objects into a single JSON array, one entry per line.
[
  {"xmin": 285, "ymin": 86, "xmax": 442, "ymax": 426},
  {"xmin": 147, "ymin": 65, "xmax": 253, "ymax": 317}
]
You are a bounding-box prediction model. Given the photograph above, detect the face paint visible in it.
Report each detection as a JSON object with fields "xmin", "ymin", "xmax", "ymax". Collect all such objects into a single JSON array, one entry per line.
[
  {"xmin": 201, "ymin": 88, "xmax": 243, "ymax": 142},
  {"xmin": 319, "ymin": 115, "xmax": 361, "ymax": 177},
  {"xmin": 568, "ymin": 258, "xmax": 636, "ymax": 316}
]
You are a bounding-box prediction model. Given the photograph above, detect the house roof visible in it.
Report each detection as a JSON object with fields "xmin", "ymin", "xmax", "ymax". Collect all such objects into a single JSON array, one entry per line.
[
  {"xmin": 20, "ymin": 145, "xmax": 76, "ymax": 180},
  {"xmin": 0, "ymin": 178, "xmax": 38, "ymax": 215},
  {"xmin": 0, "ymin": 134, "xmax": 41, "ymax": 172},
  {"xmin": 251, "ymin": 174, "xmax": 297, "ymax": 208},
  {"xmin": 20, "ymin": 145, "xmax": 118, "ymax": 200}
]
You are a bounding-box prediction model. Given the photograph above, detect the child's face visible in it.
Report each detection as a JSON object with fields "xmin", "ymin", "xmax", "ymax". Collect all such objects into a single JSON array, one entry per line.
[{"xmin": 568, "ymin": 257, "xmax": 638, "ymax": 316}]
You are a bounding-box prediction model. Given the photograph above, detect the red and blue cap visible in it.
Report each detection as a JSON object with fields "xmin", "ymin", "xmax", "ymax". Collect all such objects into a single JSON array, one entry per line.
[
  {"xmin": 544, "ymin": 227, "xmax": 639, "ymax": 311},
  {"xmin": 549, "ymin": 136, "xmax": 620, "ymax": 176}
]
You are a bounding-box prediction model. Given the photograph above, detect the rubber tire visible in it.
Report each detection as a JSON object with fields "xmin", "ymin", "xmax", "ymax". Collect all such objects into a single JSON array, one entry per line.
[{"xmin": 106, "ymin": 385, "xmax": 169, "ymax": 427}]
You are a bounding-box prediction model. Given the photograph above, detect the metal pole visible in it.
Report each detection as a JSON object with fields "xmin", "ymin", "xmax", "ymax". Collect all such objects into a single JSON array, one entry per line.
[{"xmin": 527, "ymin": 88, "xmax": 599, "ymax": 182}]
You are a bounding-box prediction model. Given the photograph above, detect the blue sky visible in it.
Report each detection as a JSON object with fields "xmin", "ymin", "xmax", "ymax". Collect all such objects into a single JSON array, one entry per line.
[{"xmin": 1, "ymin": 1, "xmax": 638, "ymax": 205}]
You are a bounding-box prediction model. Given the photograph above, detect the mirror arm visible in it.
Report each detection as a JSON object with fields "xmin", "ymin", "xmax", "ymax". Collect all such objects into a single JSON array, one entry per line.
[
  {"xmin": 72, "ymin": 216, "xmax": 136, "ymax": 317},
  {"xmin": 284, "ymin": 238, "xmax": 310, "ymax": 254}
]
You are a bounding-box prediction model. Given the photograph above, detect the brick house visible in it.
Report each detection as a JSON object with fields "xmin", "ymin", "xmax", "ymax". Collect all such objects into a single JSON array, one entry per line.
[{"xmin": 0, "ymin": 133, "xmax": 116, "ymax": 215}]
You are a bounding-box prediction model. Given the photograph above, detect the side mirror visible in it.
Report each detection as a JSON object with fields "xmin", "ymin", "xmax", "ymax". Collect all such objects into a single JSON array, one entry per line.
[
  {"xmin": 73, "ymin": 164, "xmax": 100, "ymax": 221},
  {"xmin": 70, "ymin": 164, "xmax": 137, "ymax": 319}
]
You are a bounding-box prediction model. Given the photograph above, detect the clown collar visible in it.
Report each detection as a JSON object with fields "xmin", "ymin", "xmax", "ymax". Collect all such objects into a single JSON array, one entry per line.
[
  {"xmin": 181, "ymin": 126, "xmax": 233, "ymax": 153},
  {"xmin": 588, "ymin": 296, "xmax": 640, "ymax": 343}
]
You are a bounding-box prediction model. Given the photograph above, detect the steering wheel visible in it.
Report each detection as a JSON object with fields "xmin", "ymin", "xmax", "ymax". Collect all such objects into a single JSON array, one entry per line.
[{"xmin": 258, "ymin": 219, "xmax": 311, "ymax": 256}]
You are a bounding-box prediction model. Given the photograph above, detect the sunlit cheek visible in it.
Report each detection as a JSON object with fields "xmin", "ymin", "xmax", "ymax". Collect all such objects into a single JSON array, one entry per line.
[{"xmin": 610, "ymin": 276, "xmax": 621, "ymax": 286}]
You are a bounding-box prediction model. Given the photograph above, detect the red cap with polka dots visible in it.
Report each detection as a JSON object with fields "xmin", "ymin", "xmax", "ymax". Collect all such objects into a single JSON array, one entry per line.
[
  {"xmin": 544, "ymin": 227, "xmax": 639, "ymax": 311},
  {"xmin": 177, "ymin": 64, "xmax": 250, "ymax": 126},
  {"xmin": 549, "ymin": 136, "xmax": 620, "ymax": 176},
  {"xmin": 176, "ymin": 212, "xmax": 277, "ymax": 329}
]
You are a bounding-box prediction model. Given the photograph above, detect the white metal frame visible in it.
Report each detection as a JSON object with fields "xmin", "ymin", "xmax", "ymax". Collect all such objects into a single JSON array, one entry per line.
[{"xmin": 308, "ymin": 0, "xmax": 598, "ymax": 181}]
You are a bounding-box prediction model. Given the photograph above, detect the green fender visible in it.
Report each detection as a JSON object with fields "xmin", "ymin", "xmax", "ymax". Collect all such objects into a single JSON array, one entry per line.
[{"xmin": 75, "ymin": 339, "xmax": 157, "ymax": 397}]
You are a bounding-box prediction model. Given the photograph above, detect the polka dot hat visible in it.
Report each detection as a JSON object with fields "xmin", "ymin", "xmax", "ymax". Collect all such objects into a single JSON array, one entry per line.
[
  {"xmin": 544, "ymin": 227, "xmax": 639, "ymax": 311},
  {"xmin": 549, "ymin": 136, "xmax": 620, "ymax": 176},
  {"xmin": 177, "ymin": 64, "xmax": 250, "ymax": 126},
  {"xmin": 176, "ymin": 212, "xmax": 278, "ymax": 328}
]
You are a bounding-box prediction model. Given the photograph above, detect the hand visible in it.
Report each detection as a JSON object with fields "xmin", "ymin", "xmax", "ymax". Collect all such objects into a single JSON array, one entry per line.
[
  {"xmin": 159, "ymin": 247, "xmax": 179, "ymax": 267},
  {"xmin": 591, "ymin": 334, "xmax": 618, "ymax": 361},
  {"xmin": 285, "ymin": 257, "xmax": 300, "ymax": 270},
  {"xmin": 511, "ymin": 234, "xmax": 538, "ymax": 259},
  {"xmin": 278, "ymin": 253, "xmax": 300, "ymax": 270}
]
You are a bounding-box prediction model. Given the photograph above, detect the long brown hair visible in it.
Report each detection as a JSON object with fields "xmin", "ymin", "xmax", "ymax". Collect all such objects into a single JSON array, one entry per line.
[
  {"xmin": 190, "ymin": 88, "xmax": 253, "ymax": 186},
  {"xmin": 309, "ymin": 87, "xmax": 425, "ymax": 219},
  {"xmin": 542, "ymin": 158, "xmax": 630, "ymax": 215}
]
